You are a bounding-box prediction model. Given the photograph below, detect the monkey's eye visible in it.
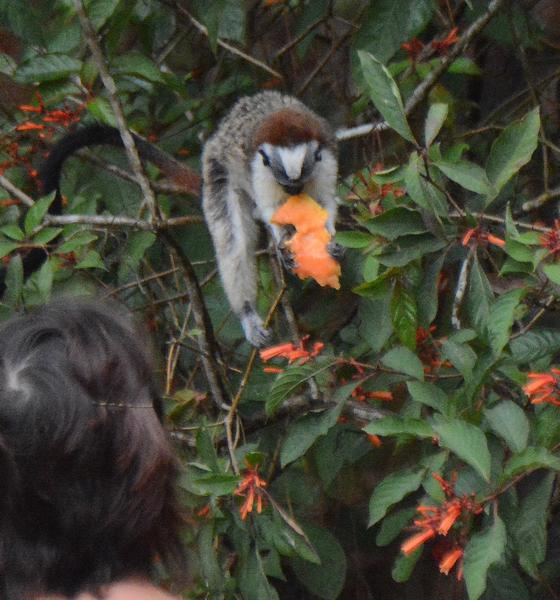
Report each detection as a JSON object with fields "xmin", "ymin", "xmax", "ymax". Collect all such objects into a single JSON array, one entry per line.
[
  {"xmin": 314, "ymin": 148, "xmax": 322, "ymax": 162},
  {"xmin": 259, "ymin": 150, "xmax": 271, "ymax": 167}
]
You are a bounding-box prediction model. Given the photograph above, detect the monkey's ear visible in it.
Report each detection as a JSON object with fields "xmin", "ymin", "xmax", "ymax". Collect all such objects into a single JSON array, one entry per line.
[{"xmin": 258, "ymin": 149, "xmax": 271, "ymax": 167}]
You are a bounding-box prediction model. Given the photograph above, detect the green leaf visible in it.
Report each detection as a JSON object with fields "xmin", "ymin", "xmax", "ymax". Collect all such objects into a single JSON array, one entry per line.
[
  {"xmin": 390, "ymin": 281, "xmax": 417, "ymax": 350},
  {"xmin": 424, "ymin": 103, "xmax": 448, "ymax": 147},
  {"xmin": 86, "ymin": 97, "xmax": 117, "ymax": 127},
  {"xmin": 441, "ymin": 339, "xmax": 477, "ymax": 378},
  {"xmin": 513, "ymin": 472, "xmax": 554, "ymax": 578},
  {"xmin": 364, "ymin": 417, "xmax": 434, "ymax": 439},
  {"xmin": 364, "ymin": 207, "xmax": 426, "ymax": 240},
  {"xmin": 482, "ymin": 564, "xmax": 530, "ymax": 600},
  {"xmin": 0, "ymin": 224, "xmax": 24, "ymax": 241},
  {"xmin": 289, "ymin": 524, "xmax": 347, "ymax": 600},
  {"xmin": 463, "ymin": 515, "xmax": 507, "ymax": 600},
  {"xmin": 485, "ymin": 401, "xmax": 529, "ymax": 454},
  {"xmin": 407, "ymin": 380, "xmax": 448, "ymax": 414},
  {"xmin": 417, "ymin": 252, "xmax": 445, "ymax": 327},
  {"xmin": 192, "ymin": 472, "xmax": 240, "ymax": 496},
  {"xmin": 358, "ymin": 293, "xmax": 394, "ymax": 352},
  {"xmin": 448, "ymin": 56, "xmax": 481, "ymax": 75},
  {"xmin": 358, "ymin": 50, "xmax": 416, "ymax": 144},
  {"xmin": 467, "ymin": 255, "xmax": 494, "ymax": 334},
  {"xmin": 510, "ymin": 329, "xmax": 560, "ymax": 363},
  {"xmin": 486, "ymin": 107, "xmax": 540, "ymax": 199},
  {"xmin": 542, "ymin": 263, "xmax": 560, "ymax": 285},
  {"xmin": 280, "ymin": 382, "xmax": 357, "ymax": 467},
  {"xmin": 377, "ymin": 234, "xmax": 447, "ymax": 267},
  {"xmin": 368, "ymin": 466, "xmax": 426, "ymax": 526},
  {"xmin": 239, "ymin": 546, "xmax": 279, "ymax": 600},
  {"xmin": 56, "ymin": 232, "xmax": 98, "ymax": 254},
  {"xmin": 501, "ymin": 446, "xmax": 560, "ymax": 483},
  {"xmin": 266, "ymin": 362, "xmax": 331, "ymax": 416},
  {"xmin": 35, "ymin": 259, "xmax": 54, "ymax": 303},
  {"xmin": 381, "ymin": 346, "xmax": 424, "ymax": 380},
  {"xmin": 84, "ymin": 0, "xmax": 120, "ymax": 30},
  {"xmin": 355, "ymin": 0, "xmax": 433, "ymax": 64},
  {"xmin": 0, "ymin": 241, "xmax": 19, "ymax": 259},
  {"xmin": 4, "ymin": 254, "xmax": 23, "ymax": 308},
  {"xmin": 112, "ymin": 52, "xmax": 165, "ymax": 83},
  {"xmin": 487, "ymin": 288, "xmax": 525, "ymax": 356},
  {"xmin": 24, "ymin": 193, "xmax": 56, "ymax": 236},
  {"xmin": 392, "ymin": 546, "xmax": 422, "ymax": 582},
  {"xmin": 75, "ymin": 250, "xmax": 106, "ymax": 270},
  {"xmin": 32, "ymin": 227, "xmax": 62, "ymax": 245},
  {"xmin": 198, "ymin": 524, "xmax": 224, "ymax": 593},
  {"xmin": 432, "ymin": 419, "xmax": 491, "ymax": 481},
  {"xmin": 433, "ymin": 158, "xmax": 493, "ymax": 196},
  {"xmin": 15, "ymin": 54, "xmax": 82, "ymax": 84},
  {"xmin": 334, "ymin": 230, "xmax": 372, "ymax": 248},
  {"xmin": 376, "ymin": 507, "xmax": 416, "ymax": 546},
  {"xmin": 117, "ymin": 231, "xmax": 156, "ymax": 282},
  {"xmin": 404, "ymin": 152, "xmax": 448, "ymax": 216}
]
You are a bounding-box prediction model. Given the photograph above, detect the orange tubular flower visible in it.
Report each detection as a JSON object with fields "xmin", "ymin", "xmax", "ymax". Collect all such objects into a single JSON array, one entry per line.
[
  {"xmin": 234, "ymin": 466, "xmax": 267, "ymax": 521},
  {"xmin": 259, "ymin": 337, "xmax": 324, "ymax": 369},
  {"xmin": 524, "ymin": 369, "xmax": 560, "ymax": 406},
  {"xmin": 438, "ymin": 500, "xmax": 461, "ymax": 535},
  {"xmin": 439, "ymin": 547, "xmax": 463, "ymax": 576},
  {"xmin": 540, "ymin": 220, "xmax": 560, "ymax": 254},
  {"xmin": 367, "ymin": 434, "xmax": 382, "ymax": 447},
  {"xmin": 15, "ymin": 122, "xmax": 45, "ymax": 131},
  {"xmin": 462, "ymin": 227, "xmax": 504, "ymax": 249},
  {"xmin": 401, "ymin": 528, "xmax": 436, "ymax": 555}
]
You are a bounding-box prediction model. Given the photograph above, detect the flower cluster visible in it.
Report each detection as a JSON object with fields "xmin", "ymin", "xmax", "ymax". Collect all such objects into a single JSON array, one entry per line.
[
  {"xmin": 234, "ymin": 465, "xmax": 267, "ymax": 521},
  {"xmin": 523, "ymin": 368, "xmax": 560, "ymax": 406},
  {"xmin": 416, "ymin": 326, "xmax": 451, "ymax": 373},
  {"xmin": 461, "ymin": 227, "xmax": 505, "ymax": 249},
  {"xmin": 0, "ymin": 93, "xmax": 84, "ymax": 186},
  {"xmin": 401, "ymin": 473, "xmax": 482, "ymax": 580},
  {"xmin": 540, "ymin": 220, "xmax": 560, "ymax": 255},
  {"xmin": 402, "ymin": 27, "xmax": 458, "ymax": 61},
  {"xmin": 260, "ymin": 336, "xmax": 324, "ymax": 373}
]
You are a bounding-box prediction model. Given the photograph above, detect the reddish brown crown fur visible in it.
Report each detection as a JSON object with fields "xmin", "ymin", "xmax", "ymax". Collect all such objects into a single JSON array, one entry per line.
[{"xmin": 252, "ymin": 108, "xmax": 328, "ymax": 150}]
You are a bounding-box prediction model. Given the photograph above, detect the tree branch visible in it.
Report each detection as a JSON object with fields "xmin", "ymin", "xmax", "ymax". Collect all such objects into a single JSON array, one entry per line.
[
  {"xmin": 74, "ymin": 0, "xmax": 159, "ymax": 222},
  {"xmin": 335, "ymin": 0, "xmax": 510, "ymax": 142}
]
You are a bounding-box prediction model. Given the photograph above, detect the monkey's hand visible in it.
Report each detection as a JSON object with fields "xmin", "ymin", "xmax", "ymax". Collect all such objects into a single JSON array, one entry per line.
[
  {"xmin": 279, "ymin": 243, "xmax": 298, "ymax": 272},
  {"xmin": 327, "ymin": 241, "xmax": 346, "ymax": 262}
]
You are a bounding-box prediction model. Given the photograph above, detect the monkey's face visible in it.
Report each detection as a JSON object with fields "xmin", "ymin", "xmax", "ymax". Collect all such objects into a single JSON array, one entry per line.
[{"xmin": 257, "ymin": 140, "xmax": 324, "ymax": 196}]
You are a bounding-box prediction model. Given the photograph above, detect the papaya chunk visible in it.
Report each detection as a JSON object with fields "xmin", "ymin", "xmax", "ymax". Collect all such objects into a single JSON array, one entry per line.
[{"xmin": 271, "ymin": 193, "xmax": 341, "ymax": 289}]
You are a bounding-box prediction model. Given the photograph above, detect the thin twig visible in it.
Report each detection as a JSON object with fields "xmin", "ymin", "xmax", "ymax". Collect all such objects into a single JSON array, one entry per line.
[
  {"xmin": 160, "ymin": 231, "xmax": 230, "ymax": 413},
  {"xmin": 74, "ymin": 0, "xmax": 159, "ymax": 222},
  {"xmin": 43, "ymin": 214, "xmax": 202, "ymax": 229},
  {"xmin": 225, "ymin": 282, "xmax": 287, "ymax": 475},
  {"xmin": 520, "ymin": 186, "xmax": 560, "ymax": 214},
  {"xmin": 335, "ymin": 0, "xmax": 509, "ymax": 142},
  {"xmin": 452, "ymin": 247, "xmax": 474, "ymax": 330},
  {"xmin": 0, "ymin": 174, "xmax": 34, "ymax": 207},
  {"xmin": 168, "ymin": 1, "xmax": 283, "ymax": 81}
]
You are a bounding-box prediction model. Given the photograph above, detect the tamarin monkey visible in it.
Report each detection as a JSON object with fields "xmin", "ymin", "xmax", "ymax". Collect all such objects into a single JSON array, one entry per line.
[
  {"xmin": 202, "ymin": 91, "xmax": 341, "ymax": 347},
  {"xmin": 11, "ymin": 92, "xmax": 341, "ymax": 347}
]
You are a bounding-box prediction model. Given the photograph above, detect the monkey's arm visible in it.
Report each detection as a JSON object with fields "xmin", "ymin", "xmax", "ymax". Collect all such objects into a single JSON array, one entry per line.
[{"xmin": 202, "ymin": 159, "xmax": 271, "ymax": 347}]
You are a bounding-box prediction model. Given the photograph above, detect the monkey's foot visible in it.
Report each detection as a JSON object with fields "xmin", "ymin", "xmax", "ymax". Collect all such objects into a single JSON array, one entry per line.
[
  {"xmin": 241, "ymin": 311, "xmax": 272, "ymax": 347},
  {"xmin": 327, "ymin": 241, "xmax": 346, "ymax": 261}
]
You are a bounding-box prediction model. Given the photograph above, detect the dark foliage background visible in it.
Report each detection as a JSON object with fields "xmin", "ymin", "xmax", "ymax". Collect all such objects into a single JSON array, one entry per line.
[{"xmin": 1, "ymin": 1, "xmax": 560, "ymax": 598}]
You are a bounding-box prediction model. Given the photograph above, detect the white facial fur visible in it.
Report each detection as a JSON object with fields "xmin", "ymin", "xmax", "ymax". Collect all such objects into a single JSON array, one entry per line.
[{"xmin": 250, "ymin": 145, "xmax": 338, "ymax": 237}]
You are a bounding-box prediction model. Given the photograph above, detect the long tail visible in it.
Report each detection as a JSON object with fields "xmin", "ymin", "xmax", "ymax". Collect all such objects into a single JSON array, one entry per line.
[{"xmin": 39, "ymin": 123, "xmax": 201, "ymax": 197}]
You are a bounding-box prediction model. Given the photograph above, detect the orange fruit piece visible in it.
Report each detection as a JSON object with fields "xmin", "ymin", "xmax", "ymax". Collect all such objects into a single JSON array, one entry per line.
[{"xmin": 271, "ymin": 193, "xmax": 341, "ymax": 289}]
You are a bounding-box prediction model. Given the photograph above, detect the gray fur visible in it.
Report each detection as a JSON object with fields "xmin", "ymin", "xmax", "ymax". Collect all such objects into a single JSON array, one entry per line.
[{"xmin": 201, "ymin": 91, "xmax": 338, "ymax": 347}]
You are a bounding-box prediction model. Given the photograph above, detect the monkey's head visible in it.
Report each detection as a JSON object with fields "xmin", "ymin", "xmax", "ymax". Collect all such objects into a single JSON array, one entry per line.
[{"xmin": 251, "ymin": 107, "xmax": 337, "ymax": 197}]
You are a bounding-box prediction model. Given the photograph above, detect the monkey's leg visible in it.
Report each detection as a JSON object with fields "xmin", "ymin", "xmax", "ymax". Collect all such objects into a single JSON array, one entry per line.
[{"xmin": 203, "ymin": 175, "xmax": 271, "ymax": 347}]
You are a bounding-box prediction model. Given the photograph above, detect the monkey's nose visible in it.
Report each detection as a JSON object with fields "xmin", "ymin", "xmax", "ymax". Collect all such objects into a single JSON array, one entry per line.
[{"xmin": 282, "ymin": 182, "xmax": 303, "ymax": 195}]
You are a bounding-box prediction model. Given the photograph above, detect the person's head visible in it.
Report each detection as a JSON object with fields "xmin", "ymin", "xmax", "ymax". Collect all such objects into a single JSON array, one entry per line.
[{"xmin": 0, "ymin": 298, "xmax": 185, "ymax": 599}]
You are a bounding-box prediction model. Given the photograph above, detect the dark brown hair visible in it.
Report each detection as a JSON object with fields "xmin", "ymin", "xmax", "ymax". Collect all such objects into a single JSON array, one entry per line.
[{"xmin": 0, "ymin": 298, "xmax": 185, "ymax": 599}]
